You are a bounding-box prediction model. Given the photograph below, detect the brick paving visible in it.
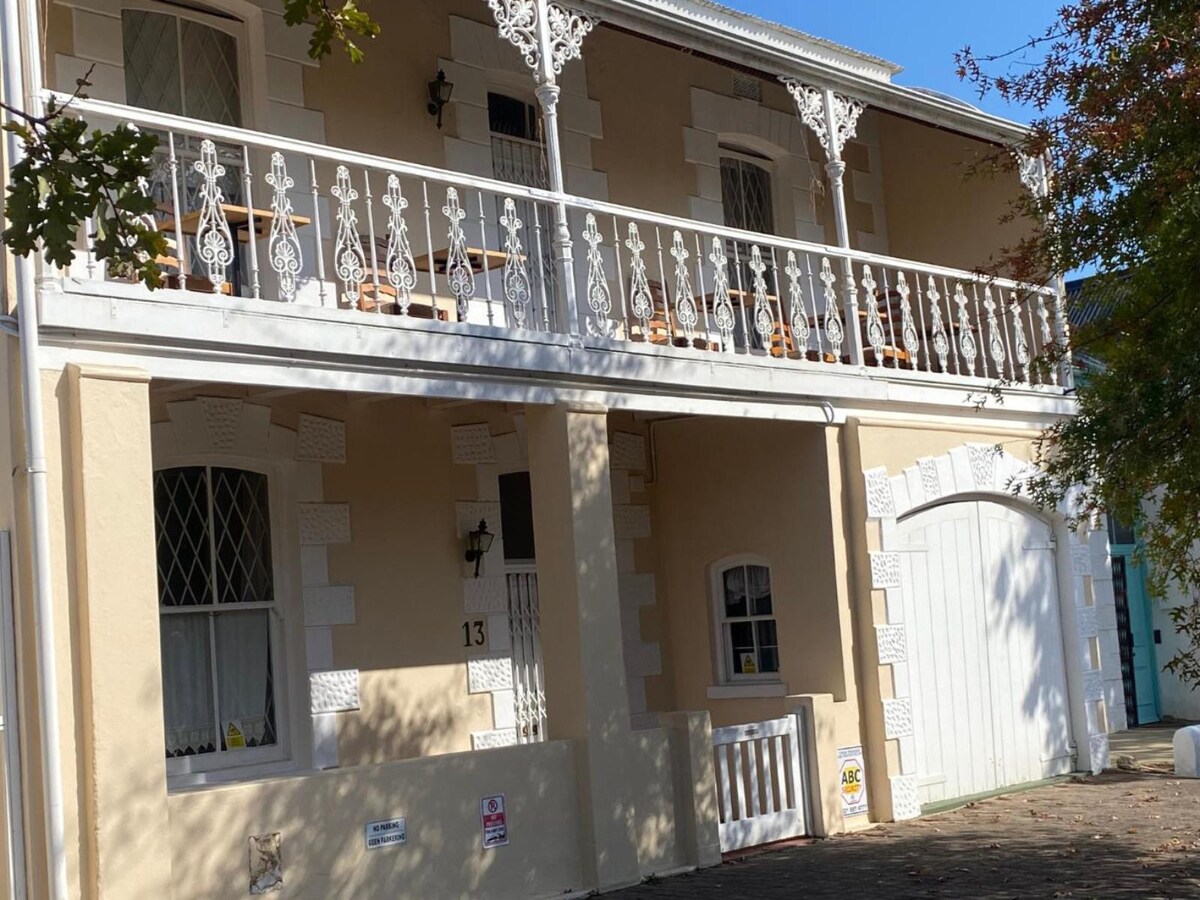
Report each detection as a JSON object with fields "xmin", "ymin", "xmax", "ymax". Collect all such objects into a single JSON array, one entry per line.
[{"xmin": 611, "ymin": 773, "xmax": 1200, "ymax": 899}]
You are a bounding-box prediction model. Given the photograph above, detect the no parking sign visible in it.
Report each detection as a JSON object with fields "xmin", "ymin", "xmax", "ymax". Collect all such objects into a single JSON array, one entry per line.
[{"xmin": 838, "ymin": 746, "xmax": 869, "ymax": 817}]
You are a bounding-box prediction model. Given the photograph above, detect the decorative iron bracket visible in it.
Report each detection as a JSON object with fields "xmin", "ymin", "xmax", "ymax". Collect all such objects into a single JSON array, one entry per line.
[
  {"xmin": 1013, "ymin": 149, "xmax": 1047, "ymax": 197},
  {"xmin": 487, "ymin": 0, "xmax": 595, "ymax": 83},
  {"xmin": 780, "ymin": 77, "xmax": 864, "ymax": 161}
]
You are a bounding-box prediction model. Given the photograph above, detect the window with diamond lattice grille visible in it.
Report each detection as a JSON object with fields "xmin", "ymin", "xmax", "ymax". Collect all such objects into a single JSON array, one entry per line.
[
  {"xmin": 720, "ymin": 151, "xmax": 778, "ymax": 350},
  {"xmin": 122, "ymin": 8, "xmax": 243, "ymax": 127},
  {"xmin": 720, "ymin": 154, "xmax": 775, "ymax": 235},
  {"xmin": 154, "ymin": 466, "xmax": 281, "ymax": 769}
]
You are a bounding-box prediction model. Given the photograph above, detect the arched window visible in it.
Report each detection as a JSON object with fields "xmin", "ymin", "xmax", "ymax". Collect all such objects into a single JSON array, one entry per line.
[
  {"xmin": 154, "ymin": 465, "xmax": 285, "ymax": 774},
  {"xmin": 712, "ymin": 559, "xmax": 779, "ymax": 682},
  {"xmin": 121, "ymin": 3, "xmax": 246, "ymax": 126}
]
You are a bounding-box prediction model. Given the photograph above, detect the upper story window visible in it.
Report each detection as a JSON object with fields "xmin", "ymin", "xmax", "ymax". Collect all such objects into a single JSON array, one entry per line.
[
  {"xmin": 122, "ymin": 5, "xmax": 244, "ymax": 126},
  {"xmin": 713, "ymin": 560, "xmax": 779, "ymax": 681},
  {"xmin": 720, "ymin": 149, "xmax": 775, "ymax": 235},
  {"xmin": 155, "ymin": 465, "xmax": 284, "ymax": 775},
  {"xmin": 489, "ymin": 92, "xmax": 547, "ymax": 189}
]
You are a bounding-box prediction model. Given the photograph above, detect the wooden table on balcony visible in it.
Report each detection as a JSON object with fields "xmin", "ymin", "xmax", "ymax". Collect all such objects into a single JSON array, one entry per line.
[
  {"xmin": 412, "ymin": 247, "xmax": 513, "ymax": 276},
  {"xmin": 162, "ymin": 204, "xmax": 313, "ymax": 296}
]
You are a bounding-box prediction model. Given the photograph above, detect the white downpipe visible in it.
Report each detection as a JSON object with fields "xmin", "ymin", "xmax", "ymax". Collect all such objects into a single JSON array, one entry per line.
[
  {"xmin": 0, "ymin": 533, "xmax": 28, "ymax": 900},
  {"xmin": 2, "ymin": 0, "xmax": 69, "ymax": 897}
]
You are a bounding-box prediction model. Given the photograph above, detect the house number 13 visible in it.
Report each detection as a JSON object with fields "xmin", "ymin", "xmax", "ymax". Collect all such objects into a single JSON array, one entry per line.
[{"xmin": 462, "ymin": 620, "xmax": 486, "ymax": 647}]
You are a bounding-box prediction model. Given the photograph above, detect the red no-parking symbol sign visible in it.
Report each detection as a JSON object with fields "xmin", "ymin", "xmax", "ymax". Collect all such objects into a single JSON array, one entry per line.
[{"xmin": 480, "ymin": 794, "xmax": 509, "ymax": 849}]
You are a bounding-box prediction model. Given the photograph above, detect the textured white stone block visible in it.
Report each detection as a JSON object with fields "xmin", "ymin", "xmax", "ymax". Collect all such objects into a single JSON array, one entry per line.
[
  {"xmin": 296, "ymin": 414, "xmax": 347, "ymax": 464},
  {"xmin": 310, "ymin": 670, "xmax": 360, "ymax": 714},
  {"xmin": 966, "ymin": 443, "xmax": 998, "ymax": 491},
  {"xmin": 299, "ymin": 503, "xmax": 352, "ymax": 545},
  {"xmin": 876, "ymin": 624, "xmax": 907, "ymax": 665},
  {"xmin": 451, "ymin": 423, "xmax": 497, "ymax": 464},
  {"xmin": 891, "ymin": 774, "xmax": 920, "ymax": 820},
  {"xmin": 471, "ymin": 729, "xmax": 518, "ymax": 750},
  {"xmin": 864, "ymin": 468, "xmax": 895, "ymax": 519},
  {"xmin": 610, "ymin": 431, "xmax": 647, "ymax": 470},
  {"xmin": 883, "ymin": 698, "xmax": 914, "ymax": 739},
  {"xmin": 198, "ymin": 396, "xmax": 244, "ymax": 450},
  {"xmin": 613, "ymin": 505, "xmax": 652, "ymax": 540},
  {"xmin": 870, "ymin": 552, "xmax": 902, "ymax": 590},
  {"xmin": 467, "ymin": 654, "xmax": 514, "ymax": 694}
]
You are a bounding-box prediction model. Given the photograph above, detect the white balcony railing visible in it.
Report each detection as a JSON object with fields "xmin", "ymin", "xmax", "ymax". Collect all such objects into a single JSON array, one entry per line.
[{"xmin": 49, "ymin": 94, "xmax": 1071, "ymax": 391}]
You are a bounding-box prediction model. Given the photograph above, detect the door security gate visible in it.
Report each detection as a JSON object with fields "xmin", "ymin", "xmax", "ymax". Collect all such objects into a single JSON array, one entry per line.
[
  {"xmin": 712, "ymin": 714, "xmax": 812, "ymax": 852},
  {"xmin": 506, "ymin": 568, "xmax": 547, "ymax": 743}
]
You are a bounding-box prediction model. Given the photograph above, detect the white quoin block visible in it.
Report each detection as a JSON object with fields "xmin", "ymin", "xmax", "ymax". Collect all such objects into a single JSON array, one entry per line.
[{"xmin": 1174, "ymin": 726, "xmax": 1200, "ymax": 777}]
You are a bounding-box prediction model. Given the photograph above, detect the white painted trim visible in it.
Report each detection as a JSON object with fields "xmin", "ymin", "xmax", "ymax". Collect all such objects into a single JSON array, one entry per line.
[{"xmin": 37, "ymin": 291, "xmax": 1077, "ymax": 426}]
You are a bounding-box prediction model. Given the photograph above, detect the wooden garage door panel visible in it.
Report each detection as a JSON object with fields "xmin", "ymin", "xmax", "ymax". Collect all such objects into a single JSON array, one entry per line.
[
  {"xmin": 899, "ymin": 501, "xmax": 1072, "ymax": 808},
  {"xmin": 900, "ymin": 504, "xmax": 995, "ymax": 804},
  {"xmin": 980, "ymin": 505, "xmax": 1072, "ymax": 786}
]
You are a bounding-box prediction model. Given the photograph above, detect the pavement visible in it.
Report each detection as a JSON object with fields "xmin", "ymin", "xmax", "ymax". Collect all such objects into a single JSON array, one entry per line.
[{"xmin": 609, "ymin": 772, "xmax": 1200, "ymax": 899}]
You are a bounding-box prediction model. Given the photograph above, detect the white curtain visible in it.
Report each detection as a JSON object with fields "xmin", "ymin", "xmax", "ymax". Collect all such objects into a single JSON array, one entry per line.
[
  {"xmin": 724, "ymin": 564, "xmax": 772, "ymax": 613},
  {"xmin": 215, "ymin": 610, "xmax": 274, "ymax": 747},
  {"xmin": 160, "ymin": 613, "xmax": 215, "ymax": 756},
  {"xmin": 745, "ymin": 565, "xmax": 771, "ymax": 601}
]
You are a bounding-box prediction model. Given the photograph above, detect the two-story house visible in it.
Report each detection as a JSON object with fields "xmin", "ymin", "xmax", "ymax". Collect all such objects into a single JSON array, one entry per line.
[{"xmin": 0, "ymin": 0, "xmax": 1126, "ymax": 897}]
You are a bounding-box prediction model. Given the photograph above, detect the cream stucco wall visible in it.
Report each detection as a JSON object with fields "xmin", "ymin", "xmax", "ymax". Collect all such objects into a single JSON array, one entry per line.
[
  {"xmin": 649, "ymin": 418, "xmax": 857, "ymax": 724},
  {"xmin": 878, "ymin": 113, "xmax": 1030, "ymax": 275},
  {"xmin": 166, "ymin": 740, "xmax": 584, "ymax": 900}
]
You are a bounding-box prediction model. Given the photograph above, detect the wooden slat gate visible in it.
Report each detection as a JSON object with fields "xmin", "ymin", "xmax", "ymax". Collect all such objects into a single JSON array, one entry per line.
[{"xmin": 711, "ymin": 714, "xmax": 812, "ymax": 852}]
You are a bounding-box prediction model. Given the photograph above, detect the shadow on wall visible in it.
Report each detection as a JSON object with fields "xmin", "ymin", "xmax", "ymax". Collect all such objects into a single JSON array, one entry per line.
[{"xmin": 161, "ymin": 724, "xmax": 586, "ymax": 899}]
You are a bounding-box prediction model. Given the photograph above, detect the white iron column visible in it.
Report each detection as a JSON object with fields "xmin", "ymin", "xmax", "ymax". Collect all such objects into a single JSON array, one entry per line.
[
  {"xmin": 534, "ymin": 80, "xmax": 581, "ymax": 339},
  {"xmin": 488, "ymin": 0, "xmax": 595, "ymax": 342},
  {"xmin": 783, "ymin": 78, "xmax": 866, "ymax": 366}
]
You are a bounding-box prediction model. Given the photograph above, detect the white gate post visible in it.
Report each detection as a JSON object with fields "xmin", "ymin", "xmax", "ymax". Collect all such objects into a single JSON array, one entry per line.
[{"xmin": 660, "ymin": 711, "xmax": 722, "ymax": 868}]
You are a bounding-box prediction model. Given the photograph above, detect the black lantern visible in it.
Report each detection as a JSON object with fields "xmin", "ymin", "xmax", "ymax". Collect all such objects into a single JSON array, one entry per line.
[
  {"xmin": 427, "ymin": 69, "xmax": 454, "ymax": 129},
  {"xmin": 464, "ymin": 518, "xmax": 495, "ymax": 577}
]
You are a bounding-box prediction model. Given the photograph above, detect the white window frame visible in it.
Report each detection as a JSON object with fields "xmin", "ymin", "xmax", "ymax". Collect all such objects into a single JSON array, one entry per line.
[
  {"xmin": 154, "ymin": 453, "xmax": 301, "ymax": 787},
  {"xmin": 120, "ymin": 0, "xmax": 268, "ymax": 129},
  {"xmin": 709, "ymin": 554, "xmax": 782, "ymax": 686}
]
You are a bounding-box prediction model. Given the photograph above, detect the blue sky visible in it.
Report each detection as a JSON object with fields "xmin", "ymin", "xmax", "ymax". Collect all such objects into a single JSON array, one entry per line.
[{"xmin": 735, "ymin": 1, "xmax": 1063, "ymax": 123}]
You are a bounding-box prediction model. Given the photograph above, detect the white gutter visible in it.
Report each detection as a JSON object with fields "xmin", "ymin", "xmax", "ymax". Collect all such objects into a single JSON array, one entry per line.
[{"xmin": 1, "ymin": 0, "xmax": 69, "ymax": 897}]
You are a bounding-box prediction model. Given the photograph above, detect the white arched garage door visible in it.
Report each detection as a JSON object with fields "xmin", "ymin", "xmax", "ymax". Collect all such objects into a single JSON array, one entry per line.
[{"xmin": 898, "ymin": 500, "xmax": 1075, "ymax": 807}]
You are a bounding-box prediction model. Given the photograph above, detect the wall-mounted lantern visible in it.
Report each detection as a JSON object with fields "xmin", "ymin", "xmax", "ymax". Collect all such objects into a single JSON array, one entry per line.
[
  {"xmin": 427, "ymin": 69, "xmax": 454, "ymax": 130},
  {"xmin": 464, "ymin": 519, "xmax": 495, "ymax": 577}
]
